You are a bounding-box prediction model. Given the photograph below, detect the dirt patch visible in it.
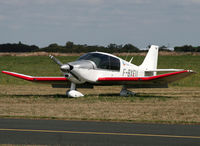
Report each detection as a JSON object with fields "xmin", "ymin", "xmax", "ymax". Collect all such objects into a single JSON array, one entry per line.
[{"xmin": 0, "ymin": 51, "xmax": 200, "ymax": 57}]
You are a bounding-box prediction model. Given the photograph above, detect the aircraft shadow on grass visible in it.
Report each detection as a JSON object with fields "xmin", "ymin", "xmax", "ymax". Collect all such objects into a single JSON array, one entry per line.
[
  {"xmin": 86, "ymin": 93, "xmax": 174, "ymax": 99},
  {"xmin": 4, "ymin": 93, "xmax": 174, "ymax": 99},
  {"xmin": 4, "ymin": 94, "xmax": 68, "ymax": 98}
]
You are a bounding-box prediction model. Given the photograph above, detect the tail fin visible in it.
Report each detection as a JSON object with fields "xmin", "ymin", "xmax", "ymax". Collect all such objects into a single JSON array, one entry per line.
[{"xmin": 139, "ymin": 45, "xmax": 159, "ymax": 75}]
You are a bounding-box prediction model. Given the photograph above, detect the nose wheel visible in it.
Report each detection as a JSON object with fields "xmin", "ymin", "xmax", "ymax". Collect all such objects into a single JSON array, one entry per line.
[{"xmin": 66, "ymin": 83, "xmax": 84, "ymax": 98}]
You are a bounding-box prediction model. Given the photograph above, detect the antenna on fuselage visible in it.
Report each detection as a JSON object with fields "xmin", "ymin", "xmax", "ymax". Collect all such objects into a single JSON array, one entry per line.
[{"xmin": 129, "ymin": 57, "xmax": 133, "ymax": 63}]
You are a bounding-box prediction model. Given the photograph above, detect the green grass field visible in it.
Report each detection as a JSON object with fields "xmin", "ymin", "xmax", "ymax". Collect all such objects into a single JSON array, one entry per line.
[{"xmin": 0, "ymin": 55, "xmax": 199, "ymax": 86}]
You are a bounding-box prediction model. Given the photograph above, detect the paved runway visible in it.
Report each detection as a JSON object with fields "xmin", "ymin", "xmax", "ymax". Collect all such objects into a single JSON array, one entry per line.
[{"xmin": 0, "ymin": 118, "xmax": 200, "ymax": 145}]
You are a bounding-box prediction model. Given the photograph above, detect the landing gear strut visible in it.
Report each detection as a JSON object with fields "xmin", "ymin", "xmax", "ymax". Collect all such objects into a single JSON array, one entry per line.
[
  {"xmin": 120, "ymin": 86, "xmax": 135, "ymax": 96},
  {"xmin": 66, "ymin": 83, "xmax": 84, "ymax": 98}
]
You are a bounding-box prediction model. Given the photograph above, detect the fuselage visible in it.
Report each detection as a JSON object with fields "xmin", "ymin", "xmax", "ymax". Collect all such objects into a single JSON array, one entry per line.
[{"xmin": 63, "ymin": 52, "xmax": 139, "ymax": 84}]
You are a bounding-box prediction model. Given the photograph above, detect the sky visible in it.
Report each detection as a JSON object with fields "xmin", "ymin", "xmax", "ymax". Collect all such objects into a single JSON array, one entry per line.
[{"xmin": 0, "ymin": 0, "xmax": 200, "ymax": 49}]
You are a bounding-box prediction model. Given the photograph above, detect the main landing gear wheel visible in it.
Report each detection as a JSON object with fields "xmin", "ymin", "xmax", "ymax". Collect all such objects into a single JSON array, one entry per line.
[{"xmin": 120, "ymin": 86, "xmax": 135, "ymax": 97}]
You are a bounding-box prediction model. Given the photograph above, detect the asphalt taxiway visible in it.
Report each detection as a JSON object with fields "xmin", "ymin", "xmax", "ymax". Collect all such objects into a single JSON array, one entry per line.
[{"xmin": 0, "ymin": 118, "xmax": 200, "ymax": 145}]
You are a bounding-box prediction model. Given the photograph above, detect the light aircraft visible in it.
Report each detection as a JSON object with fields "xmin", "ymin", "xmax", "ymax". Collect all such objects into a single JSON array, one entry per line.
[{"xmin": 2, "ymin": 45, "xmax": 195, "ymax": 97}]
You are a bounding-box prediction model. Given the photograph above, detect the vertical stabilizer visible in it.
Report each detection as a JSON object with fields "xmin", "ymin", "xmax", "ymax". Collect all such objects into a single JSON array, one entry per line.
[{"xmin": 139, "ymin": 45, "xmax": 159, "ymax": 76}]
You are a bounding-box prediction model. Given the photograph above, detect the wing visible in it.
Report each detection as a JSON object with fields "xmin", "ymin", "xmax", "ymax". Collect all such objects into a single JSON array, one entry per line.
[
  {"xmin": 2, "ymin": 71, "xmax": 68, "ymax": 84},
  {"xmin": 97, "ymin": 70, "xmax": 195, "ymax": 88}
]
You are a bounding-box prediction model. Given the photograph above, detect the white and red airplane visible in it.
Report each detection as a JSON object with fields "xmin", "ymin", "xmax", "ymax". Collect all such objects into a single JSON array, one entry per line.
[{"xmin": 2, "ymin": 45, "xmax": 194, "ymax": 97}]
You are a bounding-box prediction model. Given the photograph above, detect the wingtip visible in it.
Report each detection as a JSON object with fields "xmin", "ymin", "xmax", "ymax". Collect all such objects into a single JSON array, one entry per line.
[
  {"xmin": 2, "ymin": 70, "xmax": 8, "ymax": 74},
  {"xmin": 187, "ymin": 70, "xmax": 197, "ymax": 74}
]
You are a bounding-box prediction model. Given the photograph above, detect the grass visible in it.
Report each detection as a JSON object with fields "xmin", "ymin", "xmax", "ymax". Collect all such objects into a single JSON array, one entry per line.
[
  {"xmin": 0, "ymin": 85, "xmax": 199, "ymax": 124},
  {"xmin": 0, "ymin": 54, "xmax": 199, "ymax": 124}
]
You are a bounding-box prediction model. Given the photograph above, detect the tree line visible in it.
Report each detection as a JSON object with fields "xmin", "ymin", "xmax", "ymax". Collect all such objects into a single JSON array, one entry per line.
[
  {"xmin": 174, "ymin": 45, "xmax": 200, "ymax": 52},
  {"xmin": 0, "ymin": 41, "xmax": 199, "ymax": 53}
]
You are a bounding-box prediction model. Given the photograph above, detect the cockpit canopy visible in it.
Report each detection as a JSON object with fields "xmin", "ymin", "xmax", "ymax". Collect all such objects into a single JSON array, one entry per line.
[{"xmin": 78, "ymin": 52, "xmax": 120, "ymax": 71}]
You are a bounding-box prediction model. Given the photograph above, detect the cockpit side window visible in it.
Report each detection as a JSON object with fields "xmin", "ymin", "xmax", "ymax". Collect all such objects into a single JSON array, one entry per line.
[
  {"xmin": 110, "ymin": 57, "xmax": 120, "ymax": 71},
  {"xmin": 78, "ymin": 53, "xmax": 120, "ymax": 71},
  {"xmin": 98, "ymin": 55, "xmax": 109, "ymax": 69}
]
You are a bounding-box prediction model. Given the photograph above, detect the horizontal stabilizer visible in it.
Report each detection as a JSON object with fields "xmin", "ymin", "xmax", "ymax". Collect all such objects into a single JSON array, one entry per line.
[{"xmin": 145, "ymin": 69, "xmax": 184, "ymax": 72}]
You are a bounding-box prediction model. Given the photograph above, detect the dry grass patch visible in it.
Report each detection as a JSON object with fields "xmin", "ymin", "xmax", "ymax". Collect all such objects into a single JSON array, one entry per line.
[
  {"xmin": 1, "ymin": 52, "xmax": 200, "ymax": 57},
  {"xmin": 0, "ymin": 85, "xmax": 199, "ymax": 124}
]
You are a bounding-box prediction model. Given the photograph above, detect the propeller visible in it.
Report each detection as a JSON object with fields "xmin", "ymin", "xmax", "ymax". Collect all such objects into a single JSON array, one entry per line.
[
  {"xmin": 49, "ymin": 55, "xmax": 79, "ymax": 81},
  {"xmin": 49, "ymin": 55, "xmax": 73, "ymax": 72},
  {"xmin": 49, "ymin": 55, "xmax": 63, "ymax": 66}
]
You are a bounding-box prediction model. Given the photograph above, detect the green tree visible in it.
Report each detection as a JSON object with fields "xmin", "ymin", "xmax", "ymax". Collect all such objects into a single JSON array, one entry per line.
[
  {"xmin": 66, "ymin": 41, "xmax": 74, "ymax": 49},
  {"xmin": 123, "ymin": 44, "xmax": 139, "ymax": 52}
]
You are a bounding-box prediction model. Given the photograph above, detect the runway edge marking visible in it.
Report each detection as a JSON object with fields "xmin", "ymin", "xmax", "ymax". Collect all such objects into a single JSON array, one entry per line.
[{"xmin": 0, "ymin": 128, "xmax": 200, "ymax": 139}]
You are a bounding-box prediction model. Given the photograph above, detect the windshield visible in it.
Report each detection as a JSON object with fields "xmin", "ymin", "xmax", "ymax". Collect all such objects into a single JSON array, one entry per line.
[{"xmin": 78, "ymin": 53, "xmax": 120, "ymax": 71}]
